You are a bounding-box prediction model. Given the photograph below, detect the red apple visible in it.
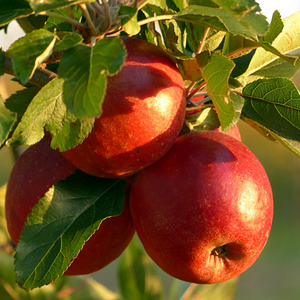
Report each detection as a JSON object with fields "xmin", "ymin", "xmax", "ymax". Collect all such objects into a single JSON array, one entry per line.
[
  {"xmin": 60, "ymin": 37, "xmax": 186, "ymax": 178},
  {"xmin": 5, "ymin": 135, "xmax": 135, "ymax": 275},
  {"xmin": 130, "ymin": 130, "xmax": 273, "ymax": 284}
]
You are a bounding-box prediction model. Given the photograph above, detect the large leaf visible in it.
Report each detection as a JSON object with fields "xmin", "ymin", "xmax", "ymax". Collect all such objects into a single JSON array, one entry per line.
[
  {"xmin": 211, "ymin": 0, "xmax": 269, "ymax": 36},
  {"xmin": 6, "ymin": 29, "xmax": 57, "ymax": 85},
  {"xmin": 174, "ymin": 6, "xmax": 296, "ymax": 65},
  {"xmin": 197, "ymin": 51, "xmax": 244, "ymax": 131},
  {"xmin": 0, "ymin": 0, "xmax": 33, "ymax": 27},
  {"xmin": 251, "ymin": 54, "xmax": 300, "ymax": 79},
  {"xmin": 118, "ymin": 237, "xmax": 164, "ymax": 300},
  {"xmin": 241, "ymin": 77, "xmax": 300, "ymax": 158},
  {"xmin": 58, "ymin": 37, "xmax": 126, "ymax": 118},
  {"xmin": 0, "ymin": 96, "xmax": 17, "ymax": 148},
  {"xmin": 174, "ymin": 6, "xmax": 257, "ymax": 40},
  {"xmin": 15, "ymin": 171, "xmax": 126, "ymax": 291},
  {"xmin": 7, "ymin": 77, "xmax": 95, "ymax": 151},
  {"xmin": 241, "ymin": 11, "xmax": 300, "ymax": 78}
]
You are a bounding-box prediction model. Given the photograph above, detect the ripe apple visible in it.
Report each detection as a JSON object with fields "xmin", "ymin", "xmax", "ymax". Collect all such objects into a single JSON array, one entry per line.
[
  {"xmin": 5, "ymin": 135, "xmax": 135, "ymax": 275},
  {"xmin": 130, "ymin": 130, "xmax": 273, "ymax": 284},
  {"xmin": 60, "ymin": 37, "xmax": 186, "ymax": 178}
]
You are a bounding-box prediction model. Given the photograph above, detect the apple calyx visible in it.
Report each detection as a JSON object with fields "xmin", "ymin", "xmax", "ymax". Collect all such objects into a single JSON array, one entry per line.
[{"xmin": 211, "ymin": 245, "xmax": 229, "ymax": 258}]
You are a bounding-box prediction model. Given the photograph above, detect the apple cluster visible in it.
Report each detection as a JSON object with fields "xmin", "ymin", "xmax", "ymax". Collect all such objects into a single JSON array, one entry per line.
[{"xmin": 5, "ymin": 37, "xmax": 273, "ymax": 284}]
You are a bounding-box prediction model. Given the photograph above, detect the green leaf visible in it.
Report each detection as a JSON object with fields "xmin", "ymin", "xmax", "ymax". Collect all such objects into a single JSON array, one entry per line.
[
  {"xmin": 53, "ymin": 33, "xmax": 83, "ymax": 52},
  {"xmin": 211, "ymin": 0, "xmax": 269, "ymax": 36},
  {"xmin": 30, "ymin": 0, "xmax": 94, "ymax": 14},
  {"xmin": 180, "ymin": 107, "xmax": 220, "ymax": 135},
  {"xmin": 120, "ymin": 6, "xmax": 141, "ymax": 35},
  {"xmin": 241, "ymin": 77, "xmax": 300, "ymax": 158},
  {"xmin": 6, "ymin": 29, "xmax": 57, "ymax": 85},
  {"xmin": 118, "ymin": 237, "xmax": 164, "ymax": 300},
  {"xmin": 44, "ymin": 7, "xmax": 82, "ymax": 32},
  {"xmin": 15, "ymin": 171, "xmax": 126, "ymax": 291},
  {"xmin": 222, "ymin": 33, "xmax": 258, "ymax": 58},
  {"xmin": 174, "ymin": 6, "xmax": 296, "ymax": 65},
  {"xmin": 0, "ymin": 96, "xmax": 17, "ymax": 148},
  {"xmin": 4, "ymin": 86, "xmax": 40, "ymax": 123},
  {"xmin": 17, "ymin": 14, "xmax": 48, "ymax": 33},
  {"xmin": 176, "ymin": 56, "xmax": 203, "ymax": 81},
  {"xmin": 58, "ymin": 37, "xmax": 126, "ymax": 118},
  {"xmin": 186, "ymin": 25, "xmax": 225, "ymax": 54},
  {"xmin": 260, "ymin": 10, "xmax": 283, "ymax": 44},
  {"xmin": 174, "ymin": 6, "xmax": 256, "ymax": 40},
  {"xmin": 0, "ymin": 0, "xmax": 33, "ymax": 27},
  {"xmin": 168, "ymin": 277, "xmax": 238, "ymax": 300},
  {"xmin": 241, "ymin": 11, "xmax": 300, "ymax": 78},
  {"xmin": 252, "ymin": 54, "xmax": 300, "ymax": 79},
  {"xmin": 197, "ymin": 51, "xmax": 244, "ymax": 130},
  {"xmin": 7, "ymin": 77, "xmax": 94, "ymax": 150},
  {"xmin": 49, "ymin": 117, "xmax": 95, "ymax": 151}
]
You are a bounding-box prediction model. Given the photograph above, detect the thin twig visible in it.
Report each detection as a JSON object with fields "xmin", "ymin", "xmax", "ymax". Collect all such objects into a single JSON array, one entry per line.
[
  {"xmin": 186, "ymin": 81, "xmax": 206, "ymax": 101},
  {"xmin": 79, "ymin": 4, "xmax": 98, "ymax": 36},
  {"xmin": 197, "ymin": 27, "xmax": 210, "ymax": 54}
]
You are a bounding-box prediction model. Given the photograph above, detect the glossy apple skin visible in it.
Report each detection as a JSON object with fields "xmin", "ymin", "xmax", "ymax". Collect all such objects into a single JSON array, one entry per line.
[
  {"xmin": 130, "ymin": 131, "xmax": 273, "ymax": 284},
  {"xmin": 5, "ymin": 135, "xmax": 135, "ymax": 275},
  {"xmin": 61, "ymin": 37, "xmax": 186, "ymax": 178}
]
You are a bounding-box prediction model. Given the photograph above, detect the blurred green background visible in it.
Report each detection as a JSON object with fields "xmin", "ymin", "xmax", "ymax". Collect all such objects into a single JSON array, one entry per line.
[{"xmin": 1, "ymin": 2, "xmax": 300, "ymax": 298}]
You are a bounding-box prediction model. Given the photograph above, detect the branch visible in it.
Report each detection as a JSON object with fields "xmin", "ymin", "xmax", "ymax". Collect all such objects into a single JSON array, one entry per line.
[{"xmin": 4, "ymin": 56, "xmax": 57, "ymax": 88}]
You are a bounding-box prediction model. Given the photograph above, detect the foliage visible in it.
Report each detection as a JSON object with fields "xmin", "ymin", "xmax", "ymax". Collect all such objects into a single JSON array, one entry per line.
[{"xmin": 0, "ymin": 0, "xmax": 300, "ymax": 298}]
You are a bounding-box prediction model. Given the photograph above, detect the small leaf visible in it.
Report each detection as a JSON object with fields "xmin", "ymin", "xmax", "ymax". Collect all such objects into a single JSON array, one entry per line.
[
  {"xmin": 241, "ymin": 77, "xmax": 300, "ymax": 157},
  {"xmin": 15, "ymin": 171, "xmax": 126, "ymax": 291},
  {"xmin": 6, "ymin": 29, "xmax": 57, "ymax": 84},
  {"xmin": 7, "ymin": 77, "xmax": 65, "ymax": 146},
  {"xmin": 120, "ymin": 6, "xmax": 141, "ymax": 35},
  {"xmin": 7, "ymin": 77, "xmax": 94, "ymax": 150},
  {"xmin": 0, "ymin": 96, "xmax": 17, "ymax": 148},
  {"xmin": 260, "ymin": 10, "xmax": 283, "ymax": 44},
  {"xmin": 58, "ymin": 37, "xmax": 126, "ymax": 118},
  {"xmin": 53, "ymin": 33, "xmax": 83, "ymax": 52},
  {"xmin": 30, "ymin": 0, "xmax": 94, "ymax": 14},
  {"xmin": 0, "ymin": 0, "xmax": 33, "ymax": 27},
  {"xmin": 118, "ymin": 237, "xmax": 164, "ymax": 300},
  {"xmin": 197, "ymin": 51, "xmax": 244, "ymax": 130}
]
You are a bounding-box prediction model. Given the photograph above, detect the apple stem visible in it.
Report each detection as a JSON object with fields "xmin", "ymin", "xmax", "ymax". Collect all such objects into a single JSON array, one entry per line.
[
  {"xmin": 197, "ymin": 27, "xmax": 210, "ymax": 55},
  {"xmin": 186, "ymin": 81, "xmax": 206, "ymax": 101}
]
